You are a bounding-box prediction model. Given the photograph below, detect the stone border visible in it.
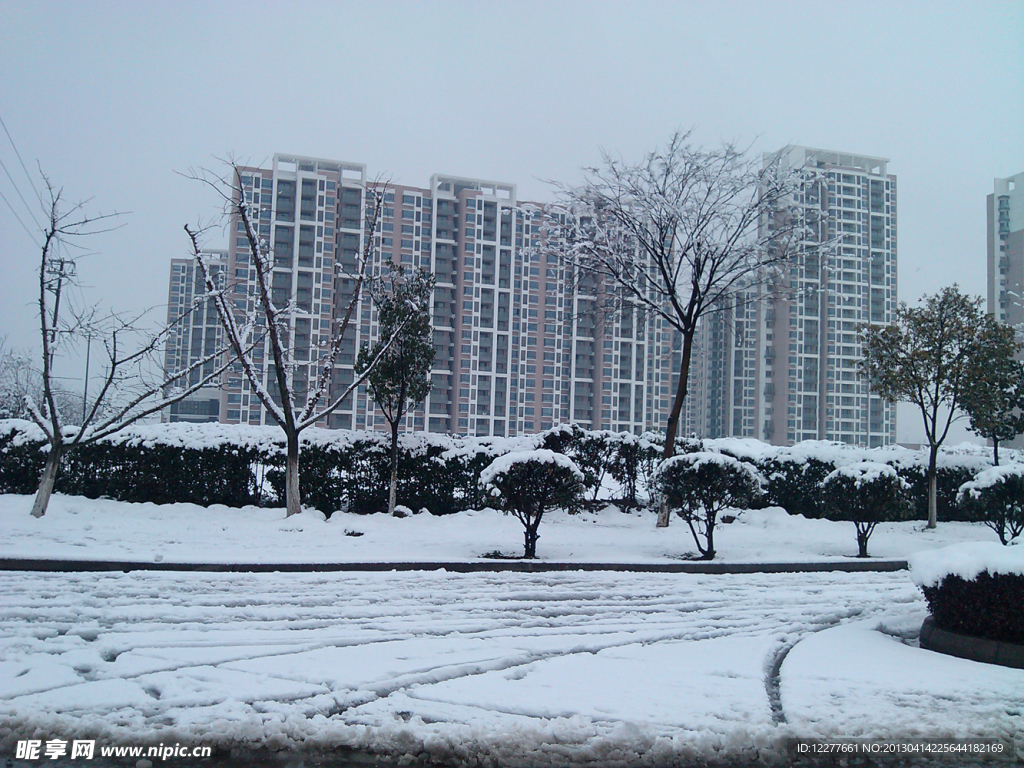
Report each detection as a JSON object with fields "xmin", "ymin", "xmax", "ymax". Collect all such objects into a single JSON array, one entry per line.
[
  {"xmin": 0, "ymin": 558, "xmax": 909, "ymax": 575},
  {"xmin": 919, "ymin": 616, "xmax": 1024, "ymax": 670}
]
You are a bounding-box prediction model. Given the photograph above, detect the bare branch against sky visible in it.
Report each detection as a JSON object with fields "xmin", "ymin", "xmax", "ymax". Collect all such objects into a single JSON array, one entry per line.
[{"xmin": 1, "ymin": 1, "xmax": 1021, "ymax": 443}]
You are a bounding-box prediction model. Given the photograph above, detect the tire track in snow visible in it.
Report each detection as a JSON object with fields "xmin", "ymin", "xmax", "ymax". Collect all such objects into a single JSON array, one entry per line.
[{"xmin": 0, "ymin": 569, "xmax": 921, "ymax": 731}]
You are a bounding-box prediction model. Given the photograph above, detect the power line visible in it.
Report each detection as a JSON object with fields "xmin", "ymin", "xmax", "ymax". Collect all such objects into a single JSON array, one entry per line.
[
  {"xmin": 0, "ymin": 155, "xmax": 42, "ymax": 230},
  {"xmin": 0, "ymin": 185, "xmax": 40, "ymax": 246},
  {"xmin": 0, "ymin": 111, "xmax": 43, "ymax": 209}
]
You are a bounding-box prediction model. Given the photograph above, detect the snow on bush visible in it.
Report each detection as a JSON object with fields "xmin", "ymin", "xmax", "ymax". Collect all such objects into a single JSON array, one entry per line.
[
  {"xmin": 655, "ymin": 452, "xmax": 762, "ymax": 560},
  {"xmin": 957, "ymin": 463, "xmax": 1024, "ymax": 544},
  {"xmin": 479, "ymin": 449, "xmax": 584, "ymax": 559},
  {"xmin": 909, "ymin": 542, "xmax": 1024, "ymax": 588},
  {"xmin": 1, "ymin": 418, "xmax": 1014, "ymax": 522},
  {"xmin": 910, "ymin": 542, "xmax": 1024, "ymax": 645},
  {"xmin": 820, "ymin": 462, "xmax": 914, "ymax": 558}
]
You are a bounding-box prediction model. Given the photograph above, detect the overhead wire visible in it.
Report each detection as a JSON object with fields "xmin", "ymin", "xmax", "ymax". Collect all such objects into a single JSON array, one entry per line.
[
  {"xmin": 0, "ymin": 111, "xmax": 44, "ymax": 210},
  {"xmin": 0, "ymin": 185, "xmax": 40, "ymax": 246},
  {"xmin": 0, "ymin": 111, "xmax": 45, "ymax": 246},
  {"xmin": 0, "ymin": 156, "xmax": 43, "ymax": 230}
]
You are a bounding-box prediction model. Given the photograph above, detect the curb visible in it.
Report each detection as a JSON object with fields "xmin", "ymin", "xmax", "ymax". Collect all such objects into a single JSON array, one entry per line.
[
  {"xmin": 0, "ymin": 558, "xmax": 909, "ymax": 575},
  {"xmin": 919, "ymin": 616, "xmax": 1024, "ymax": 670}
]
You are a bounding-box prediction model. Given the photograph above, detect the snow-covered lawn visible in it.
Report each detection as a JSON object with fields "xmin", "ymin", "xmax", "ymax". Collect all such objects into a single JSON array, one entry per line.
[
  {"xmin": 0, "ymin": 494, "xmax": 1020, "ymax": 765},
  {"xmin": 0, "ymin": 493, "xmax": 1002, "ymax": 565}
]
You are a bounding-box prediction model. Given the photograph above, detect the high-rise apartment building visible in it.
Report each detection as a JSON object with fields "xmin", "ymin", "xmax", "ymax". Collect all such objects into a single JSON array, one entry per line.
[
  {"xmin": 173, "ymin": 154, "xmax": 674, "ymax": 437},
  {"xmin": 687, "ymin": 146, "xmax": 898, "ymax": 447},
  {"xmin": 987, "ymin": 172, "xmax": 1024, "ymax": 326},
  {"xmin": 163, "ymin": 251, "xmax": 227, "ymax": 422},
  {"xmin": 166, "ymin": 149, "xmax": 896, "ymax": 445}
]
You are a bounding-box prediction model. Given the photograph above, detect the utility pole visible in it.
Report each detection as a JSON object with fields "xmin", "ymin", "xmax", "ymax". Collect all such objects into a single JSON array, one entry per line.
[
  {"xmin": 82, "ymin": 333, "xmax": 91, "ymax": 423},
  {"xmin": 43, "ymin": 256, "xmax": 75, "ymax": 370}
]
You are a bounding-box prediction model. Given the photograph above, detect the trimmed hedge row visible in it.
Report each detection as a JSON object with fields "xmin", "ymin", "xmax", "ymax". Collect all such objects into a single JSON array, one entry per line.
[
  {"xmin": 921, "ymin": 573, "xmax": 1024, "ymax": 644},
  {"xmin": 0, "ymin": 420, "xmax": 1004, "ymax": 521},
  {"xmin": 0, "ymin": 429, "xmax": 263, "ymax": 506}
]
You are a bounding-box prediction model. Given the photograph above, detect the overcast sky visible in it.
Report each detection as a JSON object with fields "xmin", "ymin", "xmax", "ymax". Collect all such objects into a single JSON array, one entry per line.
[{"xmin": 2, "ymin": 0, "xmax": 1022, "ymax": 442}]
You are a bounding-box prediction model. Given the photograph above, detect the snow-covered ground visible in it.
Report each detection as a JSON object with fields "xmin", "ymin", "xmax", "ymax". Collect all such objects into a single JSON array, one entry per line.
[
  {"xmin": 0, "ymin": 494, "xmax": 1020, "ymax": 766},
  {"xmin": 0, "ymin": 493, "xmax": 1003, "ymax": 565}
]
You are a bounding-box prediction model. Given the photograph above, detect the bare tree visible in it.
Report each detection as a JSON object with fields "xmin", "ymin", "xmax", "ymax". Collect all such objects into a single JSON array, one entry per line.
[
  {"xmin": 185, "ymin": 164, "xmax": 402, "ymax": 517},
  {"xmin": 547, "ymin": 131, "xmax": 802, "ymax": 525},
  {"xmin": 25, "ymin": 179, "xmax": 232, "ymax": 518}
]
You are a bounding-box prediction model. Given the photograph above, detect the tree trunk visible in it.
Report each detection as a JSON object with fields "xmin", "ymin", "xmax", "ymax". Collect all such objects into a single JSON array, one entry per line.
[
  {"xmin": 523, "ymin": 515, "xmax": 540, "ymax": 559},
  {"xmin": 856, "ymin": 524, "xmax": 871, "ymax": 558},
  {"xmin": 30, "ymin": 442, "xmax": 63, "ymax": 518},
  {"xmin": 657, "ymin": 330, "xmax": 695, "ymax": 528},
  {"xmin": 388, "ymin": 418, "xmax": 400, "ymax": 516},
  {"xmin": 927, "ymin": 444, "xmax": 938, "ymax": 529},
  {"xmin": 702, "ymin": 514, "xmax": 716, "ymax": 560},
  {"xmin": 285, "ymin": 430, "xmax": 301, "ymax": 517},
  {"xmin": 993, "ymin": 439, "xmax": 1000, "ymax": 467}
]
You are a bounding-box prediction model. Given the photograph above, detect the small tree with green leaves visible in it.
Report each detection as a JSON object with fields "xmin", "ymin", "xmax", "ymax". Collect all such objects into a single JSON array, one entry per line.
[
  {"xmin": 479, "ymin": 449, "xmax": 583, "ymax": 558},
  {"xmin": 861, "ymin": 286, "xmax": 992, "ymax": 528},
  {"xmin": 355, "ymin": 264, "xmax": 435, "ymax": 516},
  {"xmin": 656, "ymin": 452, "xmax": 762, "ymax": 560},
  {"xmin": 959, "ymin": 316, "xmax": 1024, "ymax": 466},
  {"xmin": 820, "ymin": 462, "xmax": 913, "ymax": 558},
  {"xmin": 957, "ymin": 465, "xmax": 1024, "ymax": 545}
]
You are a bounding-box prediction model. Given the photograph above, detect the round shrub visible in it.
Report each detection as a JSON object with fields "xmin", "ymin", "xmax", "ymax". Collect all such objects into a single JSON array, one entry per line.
[
  {"xmin": 820, "ymin": 461, "xmax": 913, "ymax": 558},
  {"xmin": 957, "ymin": 464, "xmax": 1024, "ymax": 545},
  {"xmin": 479, "ymin": 449, "xmax": 584, "ymax": 559},
  {"xmin": 656, "ymin": 452, "xmax": 762, "ymax": 560}
]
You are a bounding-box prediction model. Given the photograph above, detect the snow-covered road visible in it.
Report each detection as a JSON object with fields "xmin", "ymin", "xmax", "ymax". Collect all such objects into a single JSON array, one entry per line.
[{"xmin": 2, "ymin": 568, "xmax": 1020, "ymax": 765}]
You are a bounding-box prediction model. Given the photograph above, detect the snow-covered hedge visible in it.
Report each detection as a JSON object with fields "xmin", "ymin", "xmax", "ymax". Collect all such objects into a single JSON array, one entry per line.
[
  {"xmin": 910, "ymin": 543, "xmax": 1024, "ymax": 644},
  {"xmin": 0, "ymin": 420, "xmax": 262, "ymax": 506},
  {"xmin": 715, "ymin": 439, "xmax": 993, "ymax": 522},
  {"xmin": 0, "ymin": 419, "xmax": 1007, "ymax": 522}
]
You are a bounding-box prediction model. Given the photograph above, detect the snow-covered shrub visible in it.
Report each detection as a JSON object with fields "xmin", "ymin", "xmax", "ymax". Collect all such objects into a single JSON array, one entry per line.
[
  {"xmin": 0, "ymin": 420, "xmax": 263, "ymax": 506},
  {"xmin": 820, "ymin": 462, "xmax": 913, "ymax": 558},
  {"xmin": 607, "ymin": 432, "xmax": 664, "ymax": 509},
  {"xmin": 911, "ymin": 542, "xmax": 1024, "ymax": 644},
  {"xmin": 957, "ymin": 465, "xmax": 1024, "ymax": 545},
  {"xmin": 479, "ymin": 449, "xmax": 584, "ymax": 559},
  {"xmin": 0, "ymin": 421, "xmax": 46, "ymax": 494},
  {"xmin": 896, "ymin": 462, "xmax": 981, "ymax": 523},
  {"xmin": 656, "ymin": 452, "xmax": 762, "ymax": 560},
  {"xmin": 758, "ymin": 455, "xmax": 836, "ymax": 518}
]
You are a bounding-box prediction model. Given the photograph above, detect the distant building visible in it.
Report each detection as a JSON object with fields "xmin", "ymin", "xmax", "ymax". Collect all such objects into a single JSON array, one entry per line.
[
  {"xmin": 163, "ymin": 251, "xmax": 227, "ymax": 422},
  {"xmin": 687, "ymin": 146, "xmax": 899, "ymax": 447},
  {"xmin": 165, "ymin": 148, "xmax": 899, "ymax": 445},
  {"xmin": 171, "ymin": 154, "xmax": 672, "ymax": 436},
  {"xmin": 987, "ymin": 171, "xmax": 1024, "ymax": 327}
]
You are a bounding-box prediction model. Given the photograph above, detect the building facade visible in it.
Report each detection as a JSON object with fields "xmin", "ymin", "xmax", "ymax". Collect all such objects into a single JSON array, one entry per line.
[
  {"xmin": 987, "ymin": 171, "xmax": 1024, "ymax": 327},
  {"xmin": 167, "ymin": 148, "xmax": 897, "ymax": 445},
  {"xmin": 163, "ymin": 251, "xmax": 227, "ymax": 423},
  {"xmin": 172, "ymin": 154, "xmax": 674, "ymax": 437},
  {"xmin": 686, "ymin": 146, "xmax": 899, "ymax": 447}
]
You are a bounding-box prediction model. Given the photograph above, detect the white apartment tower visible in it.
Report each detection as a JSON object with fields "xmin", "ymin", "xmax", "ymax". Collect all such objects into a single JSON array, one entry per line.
[
  {"xmin": 987, "ymin": 171, "xmax": 1024, "ymax": 326},
  {"xmin": 761, "ymin": 146, "xmax": 898, "ymax": 446},
  {"xmin": 163, "ymin": 251, "xmax": 227, "ymax": 422},
  {"xmin": 196, "ymin": 154, "xmax": 670, "ymax": 436},
  {"xmin": 687, "ymin": 146, "xmax": 898, "ymax": 446}
]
